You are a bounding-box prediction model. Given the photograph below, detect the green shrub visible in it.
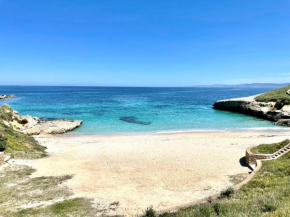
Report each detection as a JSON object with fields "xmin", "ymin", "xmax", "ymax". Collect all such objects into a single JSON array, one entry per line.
[
  {"xmin": 0, "ymin": 135, "xmax": 7, "ymax": 151},
  {"xmin": 261, "ymin": 203, "xmax": 277, "ymax": 213},
  {"xmin": 143, "ymin": 207, "xmax": 157, "ymax": 217},
  {"xmin": 220, "ymin": 187, "xmax": 235, "ymax": 199},
  {"xmin": 213, "ymin": 203, "xmax": 226, "ymax": 215}
]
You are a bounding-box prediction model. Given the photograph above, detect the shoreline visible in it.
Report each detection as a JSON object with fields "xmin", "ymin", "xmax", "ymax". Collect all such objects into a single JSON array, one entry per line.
[
  {"xmin": 65, "ymin": 125, "xmax": 290, "ymax": 136},
  {"xmin": 13, "ymin": 129, "xmax": 290, "ymax": 216},
  {"xmin": 67, "ymin": 126, "xmax": 288, "ymax": 137}
]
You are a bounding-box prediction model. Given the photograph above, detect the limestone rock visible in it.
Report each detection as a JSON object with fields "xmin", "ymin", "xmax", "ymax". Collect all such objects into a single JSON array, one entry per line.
[
  {"xmin": 23, "ymin": 119, "xmax": 83, "ymax": 135},
  {"xmin": 281, "ymin": 105, "xmax": 290, "ymax": 113},
  {"xmin": 11, "ymin": 115, "xmax": 40, "ymax": 130},
  {"xmin": 2, "ymin": 105, "xmax": 83, "ymax": 135},
  {"xmin": 213, "ymin": 94, "xmax": 290, "ymax": 124}
]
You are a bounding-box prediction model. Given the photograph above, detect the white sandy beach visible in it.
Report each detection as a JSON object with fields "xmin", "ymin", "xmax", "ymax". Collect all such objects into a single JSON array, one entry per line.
[{"xmin": 13, "ymin": 130, "xmax": 290, "ymax": 216}]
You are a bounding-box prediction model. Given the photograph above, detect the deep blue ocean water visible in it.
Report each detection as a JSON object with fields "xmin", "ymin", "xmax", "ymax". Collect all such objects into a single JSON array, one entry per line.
[{"xmin": 0, "ymin": 86, "xmax": 283, "ymax": 134}]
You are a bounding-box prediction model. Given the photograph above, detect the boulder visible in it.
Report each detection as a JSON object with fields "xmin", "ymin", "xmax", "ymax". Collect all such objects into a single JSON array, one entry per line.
[{"xmin": 275, "ymin": 119, "xmax": 290, "ymax": 127}]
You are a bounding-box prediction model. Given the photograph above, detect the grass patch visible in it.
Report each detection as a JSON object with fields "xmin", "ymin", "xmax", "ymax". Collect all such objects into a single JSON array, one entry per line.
[
  {"xmin": 143, "ymin": 141, "xmax": 290, "ymax": 217},
  {"xmin": 0, "ymin": 105, "xmax": 47, "ymax": 159},
  {"xmin": 0, "ymin": 164, "xmax": 98, "ymax": 217},
  {"xmin": 255, "ymin": 85, "xmax": 290, "ymax": 105},
  {"xmin": 251, "ymin": 139, "xmax": 290, "ymax": 154},
  {"xmin": 15, "ymin": 198, "xmax": 96, "ymax": 217}
]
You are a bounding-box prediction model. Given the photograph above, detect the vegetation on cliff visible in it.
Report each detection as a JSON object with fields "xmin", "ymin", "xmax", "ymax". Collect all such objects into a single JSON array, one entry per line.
[
  {"xmin": 0, "ymin": 105, "xmax": 46, "ymax": 159},
  {"xmin": 255, "ymin": 85, "xmax": 290, "ymax": 105},
  {"xmin": 144, "ymin": 141, "xmax": 290, "ymax": 217}
]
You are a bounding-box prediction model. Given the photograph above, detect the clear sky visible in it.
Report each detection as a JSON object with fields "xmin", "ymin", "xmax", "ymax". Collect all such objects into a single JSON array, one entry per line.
[{"xmin": 0, "ymin": 0, "xmax": 290, "ymax": 87}]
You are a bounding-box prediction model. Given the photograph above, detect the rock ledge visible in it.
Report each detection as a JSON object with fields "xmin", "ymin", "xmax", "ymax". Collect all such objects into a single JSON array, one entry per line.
[
  {"xmin": 213, "ymin": 94, "xmax": 290, "ymax": 125},
  {"xmin": 3, "ymin": 106, "xmax": 82, "ymax": 135}
]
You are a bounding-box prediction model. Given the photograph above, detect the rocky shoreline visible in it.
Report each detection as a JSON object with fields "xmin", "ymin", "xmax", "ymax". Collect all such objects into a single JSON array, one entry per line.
[
  {"xmin": 213, "ymin": 95, "xmax": 290, "ymax": 126},
  {"xmin": 3, "ymin": 105, "xmax": 82, "ymax": 135},
  {"xmin": 0, "ymin": 94, "xmax": 16, "ymax": 100}
]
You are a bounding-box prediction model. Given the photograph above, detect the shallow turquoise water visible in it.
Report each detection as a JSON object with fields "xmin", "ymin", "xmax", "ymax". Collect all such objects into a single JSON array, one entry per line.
[{"xmin": 0, "ymin": 86, "xmax": 283, "ymax": 134}]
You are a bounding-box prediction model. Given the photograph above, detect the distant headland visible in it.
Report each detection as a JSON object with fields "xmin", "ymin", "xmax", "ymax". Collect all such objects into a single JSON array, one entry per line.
[{"xmin": 194, "ymin": 83, "xmax": 290, "ymax": 88}]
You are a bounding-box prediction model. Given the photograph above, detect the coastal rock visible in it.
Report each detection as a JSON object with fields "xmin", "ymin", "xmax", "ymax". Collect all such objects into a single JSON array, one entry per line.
[
  {"xmin": 2, "ymin": 105, "xmax": 83, "ymax": 135},
  {"xmin": 23, "ymin": 119, "xmax": 83, "ymax": 135},
  {"xmin": 11, "ymin": 115, "xmax": 40, "ymax": 130},
  {"xmin": 281, "ymin": 105, "xmax": 290, "ymax": 113},
  {"xmin": 213, "ymin": 95, "xmax": 290, "ymax": 124},
  {"xmin": 0, "ymin": 94, "xmax": 16, "ymax": 100},
  {"xmin": 275, "ymin": 119, "xmax": 290, "ymax": 127}
]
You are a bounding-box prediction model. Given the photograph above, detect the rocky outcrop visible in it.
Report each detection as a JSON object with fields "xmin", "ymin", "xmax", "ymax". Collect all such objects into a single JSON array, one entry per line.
[
  {"xmin": 213, "ymin": 95, "xmax": 290, "ymax": 124},
  {"xmin": 3, "ymin": 106, "xmax": 82, "ymax": 135},
  {"xmin": 23, "ymin": 119, "xmax": 83, "ymax": 135},
  {"xmin": 275, "ymin": 119, "xmax": 290, "ymax": 127},
  {"xmin": 0, "ymin": 94, "xmax": 16, "ymax": 100}
]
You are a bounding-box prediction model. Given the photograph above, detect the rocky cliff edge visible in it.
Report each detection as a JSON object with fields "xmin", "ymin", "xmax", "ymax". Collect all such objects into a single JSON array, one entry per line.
[{"xmin": 213, "ymin": 94, "xmax": 290, "ymax": 127}]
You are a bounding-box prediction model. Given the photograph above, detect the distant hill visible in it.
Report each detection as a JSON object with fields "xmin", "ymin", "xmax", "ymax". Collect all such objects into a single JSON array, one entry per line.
[{"xmin": 195, "ymin": 83, "xmax": 290, "ymax": 88}]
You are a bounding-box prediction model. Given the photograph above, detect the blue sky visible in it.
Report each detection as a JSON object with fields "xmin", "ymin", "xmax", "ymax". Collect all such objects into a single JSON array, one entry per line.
[{"xmin": 0, "ymin": 0, "xmax": 290, "ymax": 86}]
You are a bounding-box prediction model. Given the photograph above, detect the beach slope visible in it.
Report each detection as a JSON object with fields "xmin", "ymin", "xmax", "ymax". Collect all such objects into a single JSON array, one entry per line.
[{"xmin": 14, "ymin": 130, "xmax": 290, "ymax": 216}]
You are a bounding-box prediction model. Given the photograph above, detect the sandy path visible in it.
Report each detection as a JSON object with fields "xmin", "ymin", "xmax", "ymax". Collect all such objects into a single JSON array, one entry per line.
[{"xmin": 14, "ymin": 130, "xmax": 290, "ymax": 216}]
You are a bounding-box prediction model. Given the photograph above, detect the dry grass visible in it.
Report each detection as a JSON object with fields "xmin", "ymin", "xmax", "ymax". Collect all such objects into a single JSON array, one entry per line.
[{"xmin": 0, "ymin": 164, "xmax": 99, "ymax": 217}]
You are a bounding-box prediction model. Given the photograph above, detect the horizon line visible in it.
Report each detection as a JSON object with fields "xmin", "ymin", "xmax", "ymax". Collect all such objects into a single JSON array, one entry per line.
[{"xmin": 0, "ymin": 83, "xmax": 289, "ymax": 88}]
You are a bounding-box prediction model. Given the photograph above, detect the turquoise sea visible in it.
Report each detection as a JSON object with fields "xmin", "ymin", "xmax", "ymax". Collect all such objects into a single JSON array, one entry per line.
[{"xmin": 0, "ymin": 86, "xmax": 284, "ymax": 134}]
